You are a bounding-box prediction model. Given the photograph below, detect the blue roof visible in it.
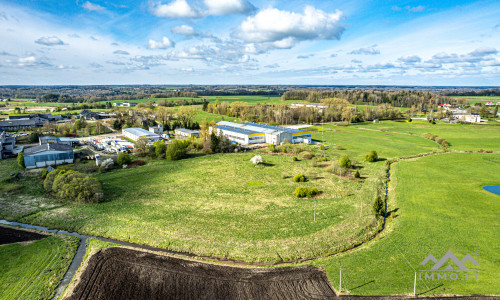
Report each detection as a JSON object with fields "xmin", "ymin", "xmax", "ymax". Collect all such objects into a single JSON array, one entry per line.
[
  {"xmin": 216, "ymin": 124, "xmax": 260, "ymax": 136},
  {"xmin": 242, "ymin": 122, "xmax": 304, "ymax": 134}
]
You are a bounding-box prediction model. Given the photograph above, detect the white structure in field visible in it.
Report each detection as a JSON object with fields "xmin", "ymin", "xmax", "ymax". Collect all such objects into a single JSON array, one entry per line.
[
  {"xmin": 453, "ymin": 113, "xmax": 482, "ymax": 123},
  {"xmin": 174, "ymin": 128, "xmax": 200, "ymax": 138},
  {"xmin": 215, "ymin": 121, "xmax": 311, "ymax": 145},
  {"xmin": 122, "ymin": 128, "xmax": 161, "ymax": 142}
]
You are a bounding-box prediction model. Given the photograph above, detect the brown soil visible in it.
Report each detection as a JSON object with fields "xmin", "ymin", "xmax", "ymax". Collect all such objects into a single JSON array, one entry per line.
[
  {"xmin": 127, "ymin": 160, "xmax": 145, "ymax": 168},
  {"xmin": 68, "ymin": 247, "xmax": 336, "ymax": 300},
  {"xmin": 0, "ymin": 225, "xmax": 48, "ymax": 245}
]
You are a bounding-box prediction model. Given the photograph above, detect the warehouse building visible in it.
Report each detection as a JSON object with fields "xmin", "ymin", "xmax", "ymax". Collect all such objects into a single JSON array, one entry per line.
[
  {"xmin": 215, "ymin": 121, "xmax": 311, "ymax": 145},
  {"xmin": 122, "ymin": 127, "xmax": 161, "ymax": 142},
  {"xmin": 174, "ymin": 128, "xmax": 200, "ymax": 138},
  {"xmin": 39, "ymin": 135, "xmax": 80, "ymax": 147},
  {"xmin": 23, "ymin": 143, "xmax": 74, "ymax": 169}
]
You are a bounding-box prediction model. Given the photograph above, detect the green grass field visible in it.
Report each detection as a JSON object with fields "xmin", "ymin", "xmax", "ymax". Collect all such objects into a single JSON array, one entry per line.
[
  {"xmin": 311, "ymin": 153, "xmax": 500, "ymax": 295},
  {"xmin": 0, "ymin": 234, "xmax": 79, "ymax": 300},
  {"xmin": 16, "ymin": 152, "xmax": 385, "ymax": 262},
  {"xmin": 347, "ymin": 120, "xmax": 500, "ymax": 151}
]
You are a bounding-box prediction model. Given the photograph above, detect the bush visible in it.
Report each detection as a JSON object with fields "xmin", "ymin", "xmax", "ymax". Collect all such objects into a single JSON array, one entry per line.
[
  {"xmin": 301, "ymin": 151, "xmax": 314, "ymax": 159},
  {"xmin": 373, "ymin": 195, "xmax": 385, "ymax": 218},
  {"xmin": 44, "ymin": 169, "xmax": 66, "ymax": 192},
  {"xmin": 153, "ymin": 140, "xmax": 166, "ymax": 159},
  {"xmin": 269, "ymin": 144, "xmax": 277, "ymax": 153},
  {"xmin": 354, "ymin": 169, "xmax": 361, "ymax": 178},
  {"xmin": 293, "ymin": 173, "xmax": 306, "ymax": 182},
  {"xmin": 339, "ymin": 154, "xmax": 351, "ymax": 168},
  {"xmin": 166, "ymin": 139, "xmax": 190, "ymax": 161},
  {"xmin": 44, "ymin": 170, "xmax": 103, "ymax": 203},
  {"xmin": 292, "ymin": 156, "xmax": 298, "ymax": 161},
  {"xmin": 117, "ymin": 152, "xmax": 132, "ymax": 166},
  {"xmin": 17, "ymin": 152, "xmax": 25, "ymax": 168},
  {"xmin": 365, "ymin": 150, "xmax": 378, "ymax": 162},
  {"xmin": 319, "ymin": 157, "xmax": 328, "ymax": 162},
  {"xmin": 40, "ymin": 169, "xmax": 48, "ymax": 179},
  {"xmin": 134, "ymin": 137, "xmax": 149, "ymax": 157},
  {"xmin": 100, "ymin": 158, "xmax": 114, "ymax": 170},
  {"xmin": 294, "ymin": 187, "xmax": 319, "ymax": 198},
  {"xmin": 334, "ymin": 145, "xmax": 344, "ymax": 150}
]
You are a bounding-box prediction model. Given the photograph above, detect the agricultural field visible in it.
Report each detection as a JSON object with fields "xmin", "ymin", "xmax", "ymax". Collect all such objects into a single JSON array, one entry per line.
[
  {"xmin": 449, "ymin": 96, "xmax": 500, "ymax": 105},
  {"xmin": 0, "ymin": 233, "xmax": 79, "ymax": 299},
  {"xmin": 311, "ymin": 153, "xmax": 500, "ymax": 295}
]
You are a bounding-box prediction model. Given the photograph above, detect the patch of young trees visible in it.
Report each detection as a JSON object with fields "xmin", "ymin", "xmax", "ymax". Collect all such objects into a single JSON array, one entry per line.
[{"xmin": 44, "ymin": 169, "xmax": 103, "ymax": 203}]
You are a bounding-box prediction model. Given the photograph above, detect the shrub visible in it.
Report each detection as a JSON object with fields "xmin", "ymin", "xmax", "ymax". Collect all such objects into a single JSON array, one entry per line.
[
  {"xmin": 134, "ymin": 137, "xmax": 149, "ymax": 157},
  {"xmin": 293, "ymin": 173, "xmax": 306, "ymax": 182},
  {"xmin": 51, "ymin": 170, "xmax": 103, "ymax": 203},
  {"xmin": 292, "ymin": 156, "xmax": 298, "ymax": 161},
  {"xmin": 100, "ymin": 158, "xmax": 114, "ymax": 170},
  {"xmin": 365, "ymin": 150, "xmax": 378, "ymax": 162},
  {"xmin": 117, "ymin": 152, "xmax": 132, "ymax": 166},
  {"xmin": 294, "ymin": 187, "xmax": 319, "ymax": 198},
  {"xmin": 339, "ymin": 154, "xmax": 352, "ymax": 168},
  {"xmin": 269, "ymin": 144, "xmax": 277, "ymax": 153},
  {"xmin": 373, "ymin": 195, "xmax": 385, "ymax": 218},
  {"xmin": 40, "ymin": 169, "xmax": 48, "ymax": 179},
  {"xmin": 354, "ymin": 169, "xmax": 361, "ymax": 178},
  {"xmin": 17, "ymin": 152, "xmax": 25, "ymax": 168},
  {"xmin": 319, "ymin": 157, "xmax": 328, "ymax": 162},
  {"xmin": 334, "ymin": 145, "xmax": 344, "ymax": 150},
  {"xmin": 250, "ymin": 155, "xmax": 263, "ymax": 165},
  {"xmin": 166, "ymin": 139, "xmax": 190, "ymax": 161},
  {"xmin": 44, "ymin": 169, "xmax": 66, "ymax": 192},
  {"xmin": 301, "ymin": 151, "xmax": 314, "ymax": 159},
  {"xmin": 153, "ymin": 140, "xmax": 167, "ymax": 159}
]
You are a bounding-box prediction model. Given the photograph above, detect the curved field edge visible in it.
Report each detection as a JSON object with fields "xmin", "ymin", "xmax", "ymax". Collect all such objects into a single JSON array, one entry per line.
[
  {"xmin": 309, "ymin": 153, "xmax": 500, "ymax": 296},
  {"xmin": 0, "ymin": 234, "xmax": 79, "ymax": 300}
]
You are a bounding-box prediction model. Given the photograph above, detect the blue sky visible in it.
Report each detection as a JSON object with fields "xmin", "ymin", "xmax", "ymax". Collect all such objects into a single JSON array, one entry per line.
[{"xmin": 0, "ymin": 0, "xmax": 499, "ymax": 85}]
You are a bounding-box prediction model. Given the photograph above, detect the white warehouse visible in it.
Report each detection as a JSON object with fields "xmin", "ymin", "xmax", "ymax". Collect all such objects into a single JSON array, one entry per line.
[
  {"xmin": 122, "ymin": 128, "xmax": 161, "ymax": 142},
  {"xmin": 215, "ymin": 121, "xmax": 311, "ymax": 145}
]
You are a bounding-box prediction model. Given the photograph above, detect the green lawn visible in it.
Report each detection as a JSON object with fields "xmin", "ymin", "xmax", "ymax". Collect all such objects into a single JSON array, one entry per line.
[
  {"xmin": 0, "ymin": 234, "xmax": 79, "ymax": 300},
  {"xmin": 8, "ymin": 152, "xmax": 385, "ymax": 263},
  {"xmin": 311, "ymin": 153, "xmax": 500, "ymax": 295},
  {"xmin": 346, "ymin": 120, "xmax": 500, "ymax": 152}
]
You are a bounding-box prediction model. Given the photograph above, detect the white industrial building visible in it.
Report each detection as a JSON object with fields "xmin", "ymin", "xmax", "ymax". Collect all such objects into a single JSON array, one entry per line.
[
  {"xmin": 122, "ymin": 128, "xmax": 161, "ymax": 142},
  {"xmin": 215, "ymin": 121, "xmax": 311, "ymax": 145},
  {"xmin": 174, "ymin": 128, "xmax": 200, "ymax": 138}
]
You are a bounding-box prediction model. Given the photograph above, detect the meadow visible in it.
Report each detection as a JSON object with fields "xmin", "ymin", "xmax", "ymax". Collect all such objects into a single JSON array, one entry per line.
[
  {"xmin": 0, "ymin": 235, "xmax": 79, "ymax": 299},
  {"xmin": 311, "ymin": 153, "xmax": 500, "ymax": 295},
  {"xmin": 16, "ymin": 152, "xmax": 385, "ymax": 263}
]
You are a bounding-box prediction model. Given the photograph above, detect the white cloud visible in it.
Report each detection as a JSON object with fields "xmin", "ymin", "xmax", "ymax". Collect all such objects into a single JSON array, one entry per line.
[
  {"xmin": 398, "ymin": 55, "xmax": 421, "ymax": 64},
  {"xmin": 203, "ymin": 0, "xmax": 254, "ymax": 16},
  {"xmin": 349, "ymin": 46, "xmax": 380, "ymax": 55},
  {"xmin": 234, "ymin": 6, "xmax": 344, "ymax": 49},
  {"xmin": 18, "ymin": 56, "xmax": 37, "ymax": 66},
  {"xmin": 148, "ymin": 37, "xmax": 175, "ymax": 49},
  {"xmin": 82, "ymin": 1, "xmax": 105, "ymax": 12},
  {"xmin": 407, "ymin": 6, "xmax": 425, "ymax": 13},
  {"xmin": 171, "ymin": 25, "xmax": 197, "ymax": 35},
  {"xmin": 113, "ymin": 50, "xmax": 130, "ymax": 55},
  {"xmin": 35, "ymin": 36, "xmax": 66, "ymax": 46},
  {"xmin": 150, "ymin": 0, "xmax": 199, "ymax": 18}
]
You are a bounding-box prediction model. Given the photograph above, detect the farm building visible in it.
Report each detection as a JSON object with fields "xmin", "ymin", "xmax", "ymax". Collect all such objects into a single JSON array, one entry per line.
[
  {"xmin": 452, "ymin": 113, "xmax": 482, "ymax": 123},
  {"xmin": 0, "ymin": 118, "xmax": 38, "ymax": 131},
  {"xmin": 122, "ymin": 128, "xmax": 161, "ymax": 142},
  {"xmin": 149, "ymin": 124, "xmax": 164, "ymax": 135},
  {"xmin": 174, "ymin": 128, "xmax": 200, "ymax": 138},
  {"xmin": 290, "ymin": 103, "xmax": 327, "ymax": 110},
  {"xmin": 0, "ymin": 131, "xmax": 23, "ymax": 159},
  {"xmin": 113, "ymin": 102, "xmax": 138, "ymax": 107},
  {"xmin": 215, "ymin": 121, "xmax": 311, "ymax": 145},
  {"xmin": 39, "ymin": 135, "xmax": 80, "ymax": 147},
  {"xmin": 23, "ymin": 143, "xmax": 74, "ymax": 169}
]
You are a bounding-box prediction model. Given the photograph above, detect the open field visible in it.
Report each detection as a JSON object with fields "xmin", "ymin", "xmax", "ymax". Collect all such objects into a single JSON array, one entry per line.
[
  {"xmin": 450, "ymin": 96, "xmax": 500, "ymax": 105},
  {"xmin": 0, "ymin": 230, "xmax": 79, "ymax": 299},
  {"xmin": 346, "ymin": 120, "xmax": 500, "ymax": 152},
  {"xmin": 67, "ymin": 247, "xmax": 335, "ymax": 299},
  {"xmin": 310, "ymin": 153, "xmax": 500, "ymax": 295},
  {"xmin": 14, "ymin": 152, "xmax": 384, "ymax": 263}
]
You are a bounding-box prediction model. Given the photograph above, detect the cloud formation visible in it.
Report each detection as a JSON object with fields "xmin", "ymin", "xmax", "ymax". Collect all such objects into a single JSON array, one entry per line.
[
  {"xmin": 150, "ymin": 0, "xmax": 199, "ymax": 18},
  {"xmin": 233, "ymin": 6, "xmax": 344, "ymax": 50},
  {"xmin": 349, "ymin": 46, "xmax": 380, "ymax": 55},
  {"xmin": 203, "ymin": 0, "xmax": 255, "ymax": 16},
  {"xmin": 148, "ymin": 37, "xmax": 175, "ymax": 49},
  {"xmin": 171, "ymin": 25, "xmax": 197, "ymax": 35},
  {"xmin": 113, "ymin": 50, "xmax": 130, "ymax": 55},
  {"xmin": 82, "ymin": 1, "xmax": 105, "ymax": 12},
  {"xmin": 35, "ymin": 36, "xmax": 66, "ymax": 46}
]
